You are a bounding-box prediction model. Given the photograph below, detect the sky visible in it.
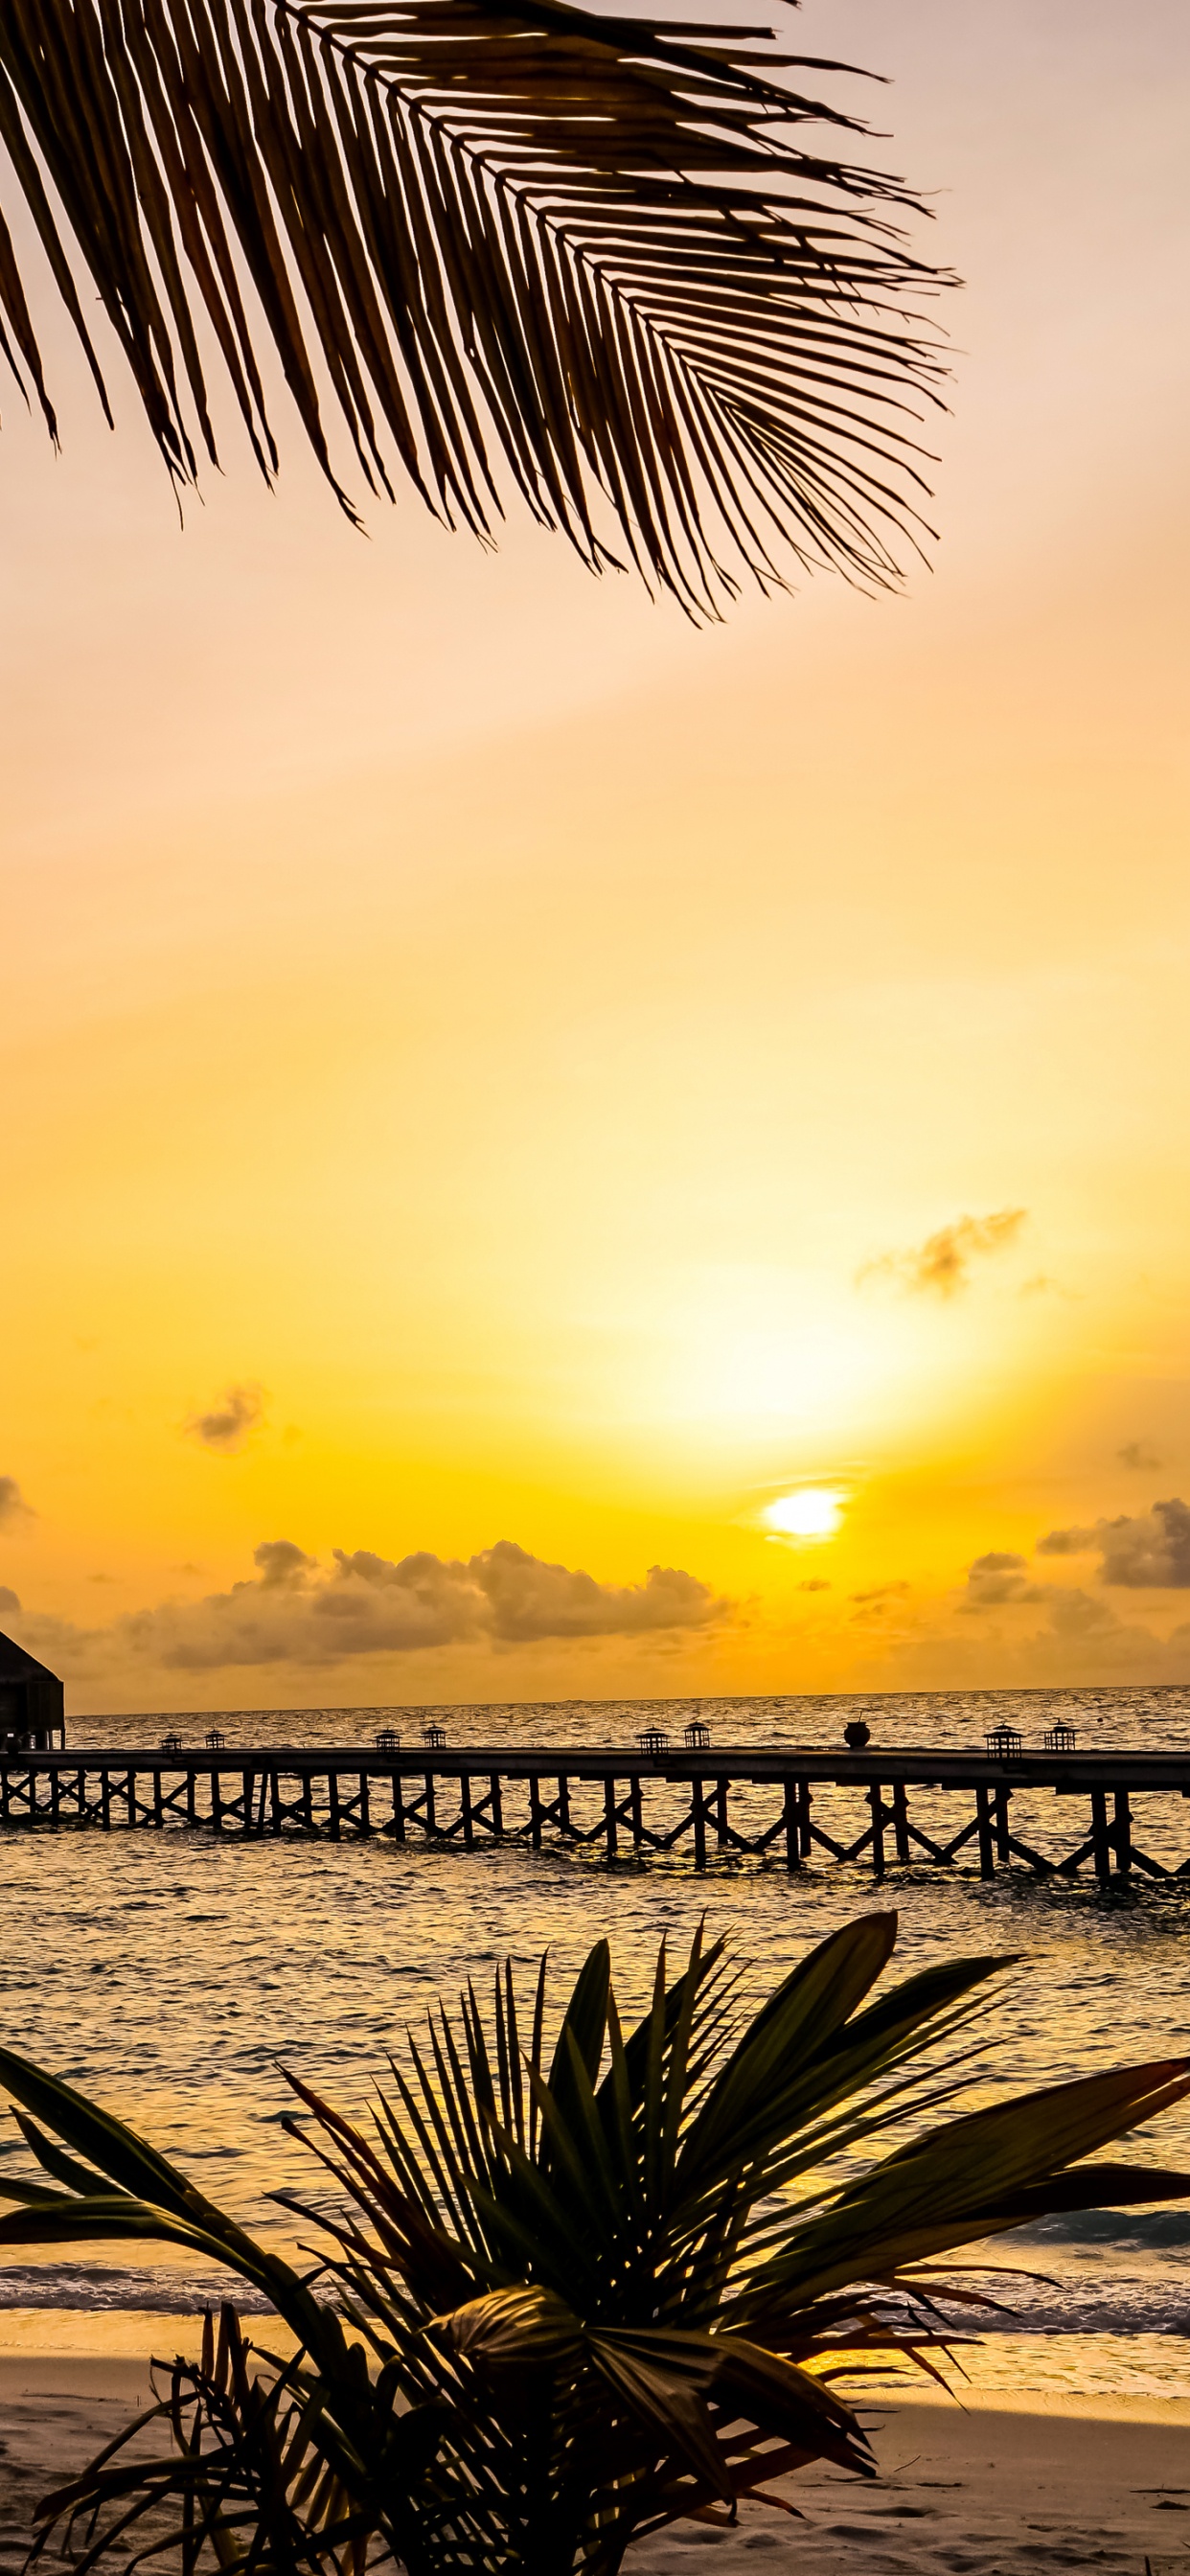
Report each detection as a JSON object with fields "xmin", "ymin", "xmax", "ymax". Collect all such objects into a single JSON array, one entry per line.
[{"xmin": 2, "ymin": 0, "xmax": 1189, "ymax": 1714}]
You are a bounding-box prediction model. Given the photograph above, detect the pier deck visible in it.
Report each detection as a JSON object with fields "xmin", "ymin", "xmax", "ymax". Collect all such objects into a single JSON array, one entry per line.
[{"xmin": 3, "ymin": 1742, "xmax": 1190, "ymax": 1882}]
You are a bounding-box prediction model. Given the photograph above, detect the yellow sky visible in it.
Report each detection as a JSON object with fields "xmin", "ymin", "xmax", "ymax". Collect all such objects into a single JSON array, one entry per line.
[{"xmin": 2, "ymin": 0, "xmax": 1188, "ymax": 1711}]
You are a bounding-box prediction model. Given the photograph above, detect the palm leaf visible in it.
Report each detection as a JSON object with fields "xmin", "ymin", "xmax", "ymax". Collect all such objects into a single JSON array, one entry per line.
[
  {"xmin": 0, "ymin": 0, "xmax": 950, "ymax": 610},
  {"xmin": 9, "ymin": 1913, "xmax": 1190, "ymax": 2576}
]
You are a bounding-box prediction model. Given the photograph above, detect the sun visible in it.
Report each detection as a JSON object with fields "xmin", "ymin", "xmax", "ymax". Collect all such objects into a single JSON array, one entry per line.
[{"xmin": 762, "ymin": 1487, "xmax": 846, "ymax": 1542}]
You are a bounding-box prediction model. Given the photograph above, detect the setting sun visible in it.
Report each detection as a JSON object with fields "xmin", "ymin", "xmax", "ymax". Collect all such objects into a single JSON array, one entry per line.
[{"xmin": 762, "ymin": 1487, "xmax": 846, "ymax": 1542}]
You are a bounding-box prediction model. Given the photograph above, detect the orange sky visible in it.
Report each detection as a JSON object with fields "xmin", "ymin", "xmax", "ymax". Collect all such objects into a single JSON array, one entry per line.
[{"xmin": 2, "ymin": 0, "xmax": 1189, "ymax": 1712}]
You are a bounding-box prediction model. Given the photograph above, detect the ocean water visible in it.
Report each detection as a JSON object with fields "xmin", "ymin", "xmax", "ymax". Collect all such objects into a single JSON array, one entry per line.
[{"xmin": 4, "ymin": 1688, "xmax": 1190, "ymax": 2404}]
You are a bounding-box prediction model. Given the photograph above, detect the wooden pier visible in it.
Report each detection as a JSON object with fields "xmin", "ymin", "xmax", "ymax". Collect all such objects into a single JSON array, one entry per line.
[{"xmin": 4, "ymin": 1742, "xmax": 1190, "ymax": 1883}]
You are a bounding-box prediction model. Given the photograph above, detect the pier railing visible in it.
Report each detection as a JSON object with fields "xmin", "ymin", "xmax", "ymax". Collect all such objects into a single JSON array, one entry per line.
[{"xmin": 5, "ymin": 1743, "xmax": 1190, "ymax": 1883}]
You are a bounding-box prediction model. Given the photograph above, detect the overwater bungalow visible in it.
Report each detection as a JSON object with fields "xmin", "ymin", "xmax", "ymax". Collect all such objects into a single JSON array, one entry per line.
[{"xmin": 0, "ymin": 1630, "xmax": 65, "ymax": 1750}]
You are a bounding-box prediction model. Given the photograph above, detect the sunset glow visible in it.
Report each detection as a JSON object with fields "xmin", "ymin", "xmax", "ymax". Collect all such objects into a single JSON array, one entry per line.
[{"xmin": 1, "ymin": 0, "xmax": 1186, "ymax": 1714}]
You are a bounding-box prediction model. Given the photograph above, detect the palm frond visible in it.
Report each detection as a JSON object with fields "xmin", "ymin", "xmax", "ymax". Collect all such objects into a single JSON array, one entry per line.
[
  {"xmin": 6, "ymin": 1913, "xmax": 1190, "ymax": 2576},
  {"xmin": 0, "ymin": 0, "xmax": 952, "ymax": 610}
]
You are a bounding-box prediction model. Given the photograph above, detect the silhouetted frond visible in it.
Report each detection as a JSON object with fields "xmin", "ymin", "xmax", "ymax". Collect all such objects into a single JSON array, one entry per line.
[{"xmin": 0, "ymin": 0, "xmax": 952, "ymax": 609}]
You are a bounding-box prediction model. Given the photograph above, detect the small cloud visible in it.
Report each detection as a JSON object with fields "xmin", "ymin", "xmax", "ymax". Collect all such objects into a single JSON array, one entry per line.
[
  {"xmin": 172, "ymin": 1562, "xmax": 206, "ymax": 1577},
  {"xmin": 960, "ymin": 1549, "xmax": 1047, "ymax": 1610},
  {"xmin": 858, "ymin": 1208, "xmax": 1027, "ymax": 1300},
  {"xmin": 0, "ymin": 1587, "xmax": 20, "ymax": 1617},
  {"xmin": 184, "ymin": 1383, "xmax": 265, "ymax": 1456},
  {"xmin": 254, "ymin": 1539, "xmax": 316, "ymax": 1590},
  {"xmin": 0, "ymin": 1478, "xmax": 33, "ymax": 1531},
  {"xmin": 798, "ymin": 1578, "xmax": 832, "ymax": 1593},
  {"xmin": 1019, "ymin": 1273, "xmax": 1076, "ymax": 1301},
  {"xmin": 88, "ymin": 1573, "xmax": 117, "ymax": 1586},
  {"xmin": 1045, "ymin": 1585, "xmax": 1120, "ymax": 1639},
  {"xmin": 1119, "ymin": 1441, "xmax": 1163, "ymax": 1472},
  {"xmin": 1035, "ymin": 1525, "xmax": 1094, "ymax": 1557},
  {"xmin": 1039, "ymin": 1498, "xmax": 1190, "ymax": 1590},
  {"xmin": 851, "ymin": 1581, "xmax": 909, "ymax": 1603}
]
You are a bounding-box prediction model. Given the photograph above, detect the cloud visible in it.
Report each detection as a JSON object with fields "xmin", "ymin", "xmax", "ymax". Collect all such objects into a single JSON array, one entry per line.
[
  {"xmin": 850, "ymin": 1581, "xmax": 909, "ymax": 1604},
  {"xmin": 254, "ymin": 1539, "xmax": 316, "ymax": 1589},
  {"xmin": 0, "ymin": 1588, "xmax": 20, "ymax": 1618},
  {"xmin": 874, "ymin": 1578, "xmax": 1190, "ymax": 1690},
  {"xmin": 1038, "ymin": 1497, "xmax": 1190, "ymax": 1589},
  {"xmin": 184, "ymin": 1385, "xmax": 265, "ymax": 1456},
  {"xmin": 798, "ymin": 1578, "xmax": 832, "ymax": 1593},
  {"xmin": 9, "ymin": 1538, "xmax": 730, "ymax": 1678},
  {"xmin": 960, "ymin": 1550, "xmax": 1047, "ymax": 1610},
  {"xmin": 858, "ymin": 1208, "xmax": 1027, "ymax": 1300},
  {"xmin": 1119, "ymin": 1441, "xmax": 1163, "ymax": 1472},
  {"xmin": 0, "ymin": 1478, "xmax": 33, "ymax": 1530}
]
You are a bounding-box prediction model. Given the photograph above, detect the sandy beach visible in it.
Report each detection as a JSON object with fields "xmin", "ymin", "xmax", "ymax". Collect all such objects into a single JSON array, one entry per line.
[
  {"xmin": 642, "ymin": 2396, "xmax": 1190, "ymax": 2576},
  {"xmin": 3, "ymin": 2364, "xmax": 1190, "ymax": 2576}
]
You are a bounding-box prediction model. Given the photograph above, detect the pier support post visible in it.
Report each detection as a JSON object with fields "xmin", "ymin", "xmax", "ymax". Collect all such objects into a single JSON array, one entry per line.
[
  {"xmin": 557, "ymin": 1776, "xmax": 571, "ymax": 1840},
  {"xmin": 1090, "ymin": 1788, "xmax": 1111, "ymax": 1885},
  {"xmin": 892, "ymin": 1782, "xmax": 910, "ymax": 1865},
  {"xmin": 488, "ymin": 1774, "xmax": 502, "ymax": 1840},
  {"xmin": 994, "ymin": 1786, "xmax": 1011, "ymax": 1864},
  {"xmin": 328, "ymin": 1772, "xmax": 342, "ymax": 1840},
  {"xmin": 782, "ymin": 1778, "xmax": 800, "ymax": 1872},
  {"xmin": 529, "ymin": 1775, "xmax": 542, "ymax": 1850},
  {"xmin": 693, "ymin": 1780, "xmax": 706, "ymax": 1872},
  {"xmin": 975, "ymin": 1785, "xmax": 995, "ymax": 1879},
  {"xmin": 358, "ymin": 1772, "xmax": 372, "ymax": 1838},
  {"xmin": 461, "ymin": 1775, "xmax": 474, "ymax": 1850},
  {"xmin": 715, "ymin": 1779, "xmax": 729, "ymax": 1852},
  {"xmin": 1113, "ymin": 1789, "xmax": 1133, "ymax": 1879},
  {"xmin": 868, "ymin": 1784, "xmax": 885, "ymax": 1877},
  {"xmin": 798, "ymin": 1782, "xmax": 812, "ymax": 1858},
  {"xmin": 629, "ymin": 1774, "xmax": 644, "ymax": 1851},
  {"xmin": 604, "ymin": 1776, "xmax": 618, "ymax": 1861}
]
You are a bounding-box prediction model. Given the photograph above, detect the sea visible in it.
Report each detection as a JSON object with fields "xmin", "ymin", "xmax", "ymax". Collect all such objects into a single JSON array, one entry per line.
[{"xmin": 5, "ymin": 1686, "xmax": 1190, "ymax": 2408}]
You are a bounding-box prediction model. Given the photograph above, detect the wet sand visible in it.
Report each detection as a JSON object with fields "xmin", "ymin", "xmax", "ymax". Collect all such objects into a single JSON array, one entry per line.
[{"xmin": 3, "ymin": 2364, "xmax": 1190, "ymax": 2573}]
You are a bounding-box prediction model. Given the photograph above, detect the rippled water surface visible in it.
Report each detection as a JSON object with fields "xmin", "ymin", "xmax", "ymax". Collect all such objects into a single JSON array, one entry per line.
[{"xmin": 5, "ymin": 1688, "xmax": 1190, "ymax": 2402}]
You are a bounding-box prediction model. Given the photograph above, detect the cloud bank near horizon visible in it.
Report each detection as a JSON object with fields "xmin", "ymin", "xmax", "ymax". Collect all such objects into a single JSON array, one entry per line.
[
  {"xmin": 9, "ymin": 1538, "xmax": 731, "ymax": 1680},
  {"xmin": 1038, "ymin": 1497, "xmax": 1190, "ymax": 1588}
]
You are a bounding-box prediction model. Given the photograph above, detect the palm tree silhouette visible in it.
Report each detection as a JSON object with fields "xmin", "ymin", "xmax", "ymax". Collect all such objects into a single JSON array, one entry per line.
[{"xmin": 0, "ymin": 0, "xmax": 950, "ymax": 614}]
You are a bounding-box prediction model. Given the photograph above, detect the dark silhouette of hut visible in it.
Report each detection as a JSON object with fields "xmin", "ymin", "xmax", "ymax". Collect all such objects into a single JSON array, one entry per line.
[{"xmin": 0, "ymin": 1631, "xmax": 65, "ymax": 1749}]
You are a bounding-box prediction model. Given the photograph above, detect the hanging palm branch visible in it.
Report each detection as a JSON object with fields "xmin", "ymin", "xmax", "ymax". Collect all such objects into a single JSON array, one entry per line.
[
  {"xmin": 5, "ymin": 1913, "xmax": 1183, "ymax": 2576},
  {"xmin": 0, "ymin": 0, "xmax": 951, "ymax": 610}
]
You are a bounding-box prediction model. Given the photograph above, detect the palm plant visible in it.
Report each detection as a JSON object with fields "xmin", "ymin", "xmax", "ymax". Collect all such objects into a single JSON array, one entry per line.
[
  {"xmin": 0, "ymin": 0, "xmax": 950, "ymax": 612},
  {"xmin": 4, "ymin": 1912, "xmax": 1188, "ymax": 2576}
]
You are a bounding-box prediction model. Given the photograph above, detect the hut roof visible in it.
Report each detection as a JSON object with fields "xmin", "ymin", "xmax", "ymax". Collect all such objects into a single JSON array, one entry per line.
[{"xmin": 0, "ymin": 1628, "xmax": 61, "ymax": 1686}]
